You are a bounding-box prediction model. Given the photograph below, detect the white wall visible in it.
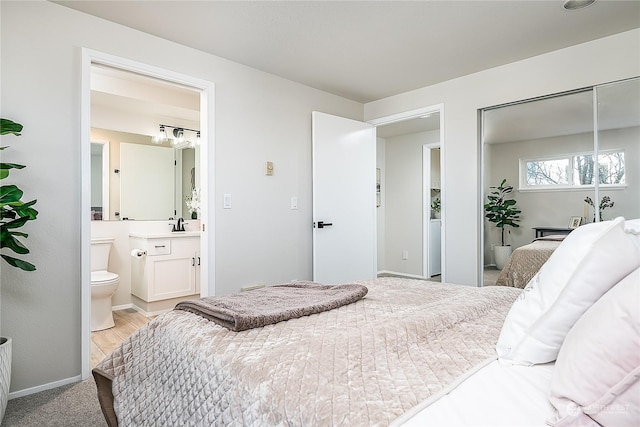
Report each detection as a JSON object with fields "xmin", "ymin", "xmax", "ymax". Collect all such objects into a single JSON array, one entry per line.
[
  {"xmin": 382, "ymin": 130, "xmax": 439, "ymax": 276},
  {"xmin": 365, "ymin": 29, "xmax": 640, "ymax": 286},
  {"xmin": 0, "ymin": 0, "xmax": 362, "ymax": 394}
]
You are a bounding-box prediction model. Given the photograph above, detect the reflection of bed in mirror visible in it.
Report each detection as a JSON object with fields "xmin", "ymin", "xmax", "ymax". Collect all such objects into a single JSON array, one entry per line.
[{"xmin": 495, "ymin": 235, "xmax": 566, "ymax": 288}]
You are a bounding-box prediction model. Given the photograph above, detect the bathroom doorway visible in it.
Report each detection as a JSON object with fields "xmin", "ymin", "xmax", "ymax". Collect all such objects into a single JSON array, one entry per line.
[{"xmin": 80, "ymin": 49, "xmax": 215, "ymax": 380}]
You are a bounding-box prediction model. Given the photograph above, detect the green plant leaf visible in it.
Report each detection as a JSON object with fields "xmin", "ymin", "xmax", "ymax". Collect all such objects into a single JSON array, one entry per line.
[
  {"xmin": 0, "ymin": 163, "xmax": 26, "ymax": 171},
  {"xmin": 0, "ymin": 231, "xmax": 30, "ymax": 254},
  {"xmin": 1, "ymin": 254, "xmax": 36, "ymax": 271},
  {"xmin": 0, "ymin": 184, "xmax": 24, "ymax": 203},
  {"xmin": 0, "ymin": 119, "xmax": 23, "ymax": 136},
  {"xmin": 12, "ymin": 200, "xmax": 38, "ymax": 220},
  {"xmin": 2, "ymin": 215, "xmax": 30, "ymax": 230}
]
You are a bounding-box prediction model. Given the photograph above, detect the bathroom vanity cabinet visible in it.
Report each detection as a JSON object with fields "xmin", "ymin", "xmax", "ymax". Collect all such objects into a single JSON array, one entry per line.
[{"xmin": 130, "ymin": 233, "xmax": 200, "ymax": 302}]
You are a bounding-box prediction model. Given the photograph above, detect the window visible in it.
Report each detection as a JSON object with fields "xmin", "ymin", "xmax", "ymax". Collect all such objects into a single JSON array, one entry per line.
[{"xmin": 521, "ymin": 150, "xmax": 625, "ymax": 190}]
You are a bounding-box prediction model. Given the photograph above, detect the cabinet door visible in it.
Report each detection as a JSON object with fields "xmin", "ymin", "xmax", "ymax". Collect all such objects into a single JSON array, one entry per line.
[{"xmin": 148, "ymin": 255, "xmax": 196, "ymax": 301}]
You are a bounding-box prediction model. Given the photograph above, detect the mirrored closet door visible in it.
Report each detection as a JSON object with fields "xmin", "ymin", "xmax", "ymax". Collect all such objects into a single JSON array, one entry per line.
[{"xmin": 481, "ymin": 77, "xmax": 639, "ymax": 284}]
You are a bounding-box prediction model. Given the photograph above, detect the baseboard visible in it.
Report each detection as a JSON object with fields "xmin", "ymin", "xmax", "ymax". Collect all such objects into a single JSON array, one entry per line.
[
  {"xmin": 377, "ymin": 270, "xmax": 427, "ymax": 280},
  {"xmin": 131, "ymin": 304, "xmax": 171, "ymax": 318},
  {"xmin": 8, "ymin": 374, "xmax": 82, "ymax": 400},
  {"xmin": 112, "ymin": 303, "xmax": 133, "ymax": 311}
]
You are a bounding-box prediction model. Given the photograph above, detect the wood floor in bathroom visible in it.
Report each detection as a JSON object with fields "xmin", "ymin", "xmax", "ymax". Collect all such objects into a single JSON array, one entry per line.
[{"xmin": 91, "ymin": 308, "xmax": 155, "ymax": 368}]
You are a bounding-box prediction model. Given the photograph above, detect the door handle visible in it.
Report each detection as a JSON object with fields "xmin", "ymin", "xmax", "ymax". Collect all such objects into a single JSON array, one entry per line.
[{"xmin": 317, "ymin": 221, "xmax": 333, "ymax": 229}]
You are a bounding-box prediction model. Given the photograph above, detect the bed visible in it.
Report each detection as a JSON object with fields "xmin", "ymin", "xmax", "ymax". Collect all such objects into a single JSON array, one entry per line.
[
  {"xmin": 93, "ymin": 217, "xmax": 640, "ymax": 427},
  {"xmin": 495, "ymin": 235, "xmax": 565, "ymax": 288},
  {"xmin": 93, "ymin": 277, "xmax": 521, "ymax": 426}
]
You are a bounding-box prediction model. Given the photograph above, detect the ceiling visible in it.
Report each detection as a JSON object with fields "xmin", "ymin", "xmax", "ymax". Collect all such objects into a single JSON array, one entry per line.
[{"xmin": 54, "ymin": 0, "xmax": 640, "ymax": 104}]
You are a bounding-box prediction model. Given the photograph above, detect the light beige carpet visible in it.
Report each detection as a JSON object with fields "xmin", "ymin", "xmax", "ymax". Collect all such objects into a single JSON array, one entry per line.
[{"xmin": 2, "ymin": 377, "xmax": 106, "ymax": 426}]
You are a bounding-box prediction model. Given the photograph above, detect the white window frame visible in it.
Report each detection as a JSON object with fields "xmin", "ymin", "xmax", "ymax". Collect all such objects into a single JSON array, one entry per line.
[{"xmin": 519, "ymin": 149, "xmax": 626, "ymax": 192}]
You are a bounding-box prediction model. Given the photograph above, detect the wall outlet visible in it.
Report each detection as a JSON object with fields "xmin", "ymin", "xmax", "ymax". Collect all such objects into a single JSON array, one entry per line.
[{"xmin": 402, "ymin": 250, "xmax": 409, "ymax": 260}]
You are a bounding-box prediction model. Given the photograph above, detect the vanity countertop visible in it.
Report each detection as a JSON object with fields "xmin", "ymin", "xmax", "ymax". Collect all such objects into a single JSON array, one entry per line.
[{"xmin": 130, "ymin": 231, "xmax": 200, "ymax": 239}]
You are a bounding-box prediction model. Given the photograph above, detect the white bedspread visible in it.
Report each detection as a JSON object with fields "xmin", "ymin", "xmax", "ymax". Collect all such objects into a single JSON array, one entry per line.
[
  {"xmin": 394, "ymin": 359, "xmax": 555, "ymax": 426},
  {"xmin": 95, "ymin": 277, "xmax": 521, "ymax": 426}
]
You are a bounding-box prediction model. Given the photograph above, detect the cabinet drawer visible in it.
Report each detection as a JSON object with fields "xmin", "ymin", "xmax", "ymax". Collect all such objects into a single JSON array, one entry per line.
[{"xmin": 148, "ymin": 239, "xmax": 171, "ymax": 255}]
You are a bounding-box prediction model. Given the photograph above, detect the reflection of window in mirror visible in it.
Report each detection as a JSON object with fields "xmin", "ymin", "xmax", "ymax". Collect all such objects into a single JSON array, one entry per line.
[
  {"xmin": 91, "ymin": 141, "xmax": 109, "ymax": 220},
  {"xmin": 522, "ymin": 150, "xmax": 625, "ymax": 188}
]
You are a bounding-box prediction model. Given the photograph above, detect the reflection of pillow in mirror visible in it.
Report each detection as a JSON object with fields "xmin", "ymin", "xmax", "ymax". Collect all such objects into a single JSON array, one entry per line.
[
  {"xmin": 496, "ymin": 217, "xmax": 640, "ymax": 365},
  {"xmin": 547, "ymin": 267, "xmax": 640, "ymax": 427},
  {"xmin": 625, "ymin": 218, "xmax": 640, "ymax": 247}
]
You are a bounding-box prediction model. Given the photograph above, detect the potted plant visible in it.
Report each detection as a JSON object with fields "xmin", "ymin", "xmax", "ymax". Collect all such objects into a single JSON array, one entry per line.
[
  {"xmin": 185, "ymin": 187, "xmax": 201, "ymax": 219},
  {"xmin": 431, "ymin": 196, "xmax": 441, "ymax": 219},
  {"xmin": 0, "ymin": 118, "xmax": 38, "ymax": 423},
  {"xmin": 484, "ymin": 178, "xmax": 520, "ymax": 270},
  {"xmin": 584, "ymin": 195, "xmax": 614, "ymax": 222}
]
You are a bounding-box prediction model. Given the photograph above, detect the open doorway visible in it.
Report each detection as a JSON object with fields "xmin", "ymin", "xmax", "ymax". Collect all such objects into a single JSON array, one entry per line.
[
  {"xmin": 371, "ymin": 107, "xmax": 443, "ymax": 281},
  {"xmin": 80, "ymin": 49, "xmax": 214, "ymax": 380}
]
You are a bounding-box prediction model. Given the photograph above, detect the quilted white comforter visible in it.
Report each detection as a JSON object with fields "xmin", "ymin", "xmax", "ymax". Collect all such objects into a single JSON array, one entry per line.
[{"xmin": 94, "ymin": 277, "xmax": 520, "ymax": 426}]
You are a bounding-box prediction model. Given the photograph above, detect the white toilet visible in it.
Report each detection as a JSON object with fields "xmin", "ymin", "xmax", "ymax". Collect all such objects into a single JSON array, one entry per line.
[{"xmin": 91, "ymin": 237, "xmax": 120, "ymax": 331}]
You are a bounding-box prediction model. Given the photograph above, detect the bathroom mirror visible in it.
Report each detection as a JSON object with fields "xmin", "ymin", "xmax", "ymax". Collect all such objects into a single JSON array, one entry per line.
[
  {"xmin": 90, "ymin": 128, "xmax": 197, "ymax": 221},
  {"xmin": 90, "ymin": 64, "xmax": 201, "ymax": 221}
]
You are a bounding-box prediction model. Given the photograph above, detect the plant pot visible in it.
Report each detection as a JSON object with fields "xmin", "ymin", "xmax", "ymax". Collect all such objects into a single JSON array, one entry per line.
[
  {"xmin": 494, "ymin": 245, "xmax": 513, "ymax": 271},
  {"xmin": 0, "ymin": 337, "xmax": 11, "ymax": 423}
]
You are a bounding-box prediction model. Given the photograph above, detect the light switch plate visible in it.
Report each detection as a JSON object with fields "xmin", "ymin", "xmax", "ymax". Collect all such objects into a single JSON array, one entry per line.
[
  {"xmin": 265, "ymin": 161, "xmax": 274, "ymax": 176},
  {"xmin": 223, "ymin": 193, "xmax": 232, "ymax": 209},
  {"xmin": 290, "ymin": 196, "xmax": 298, "ymax": 209}
]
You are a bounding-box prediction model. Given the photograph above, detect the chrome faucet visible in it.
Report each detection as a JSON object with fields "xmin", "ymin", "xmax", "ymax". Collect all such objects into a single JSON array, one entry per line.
[{"xmin": 173, "ymin": 217, "xmax": 185, "ymax": 232}]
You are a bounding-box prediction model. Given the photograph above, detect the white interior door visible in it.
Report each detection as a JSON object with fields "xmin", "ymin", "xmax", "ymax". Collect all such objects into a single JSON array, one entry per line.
[
  {"xmin": 120, "ymin": 142, "xmax": 175, "ymax": 220},
  {"xmin": 312, "ymin": 111, "xmax": 376, "ymax": 284}
]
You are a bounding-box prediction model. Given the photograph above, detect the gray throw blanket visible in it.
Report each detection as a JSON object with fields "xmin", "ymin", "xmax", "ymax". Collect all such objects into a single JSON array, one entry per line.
[{"xmin": 174, "ymin": 281, "xmax": 368, "ymax": 331}]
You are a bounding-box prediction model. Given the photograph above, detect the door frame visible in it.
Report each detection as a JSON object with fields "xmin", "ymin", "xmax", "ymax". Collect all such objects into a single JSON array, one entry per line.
[
  {"xmin": 368, "ymin": 104, "xmax": 445, "ymax": 282},
  {"xmin": 423, "ymin": 142, "xmax": 441, "ymax": 278},
  {"xmin": 80, "ymin": 48, "xmax": 215, "ymax": 379}
]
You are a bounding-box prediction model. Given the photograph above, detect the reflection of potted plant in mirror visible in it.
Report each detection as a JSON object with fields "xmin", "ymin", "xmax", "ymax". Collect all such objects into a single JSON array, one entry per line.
[
  {"xmin": 584, "ymin": 195, "xmax": 614, "ymax": 222},
  {"xmin": 484, "ymin": 179, "xmax": 520, "ymax": 270},
  {"xmin": 0, "ymin": 118, "xmax": 39, "ymax": 423},
  {"xmin": 431, "ymin": 197, "xmax": 441, "ymax": 219},
  {"xmin": 185, "ymin": 187, "xmax": 201, "ymax": 219}
]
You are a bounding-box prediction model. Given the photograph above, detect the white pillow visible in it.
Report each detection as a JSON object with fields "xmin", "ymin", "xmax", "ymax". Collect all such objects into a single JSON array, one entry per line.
[
  {"xmin": 547, "ymin": 267, "xmax": 640, "ymax": 426},
  {"xmin": 496, "ymin": 217, "xmax": 640, "ymax": 365},
  {"xmin": 625, "ymin": 218, "xmax": 640, "ymax": 247}
]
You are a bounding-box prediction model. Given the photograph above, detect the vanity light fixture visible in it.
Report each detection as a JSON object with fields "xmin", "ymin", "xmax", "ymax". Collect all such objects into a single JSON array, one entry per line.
[
  {"xmin": 562, "ymin": 0, "xmax": 596, "ymax": 10},
  {"xmin": 172, "ymin": 128, "xmax": 185, "ymax": 146},
  {"xmin": 152, "ymin": 125, "xmax": 169, "ymax": 144},
  {"xmin": 152, "ymin": 124, "xmax": 201, "ymax": 147}
]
